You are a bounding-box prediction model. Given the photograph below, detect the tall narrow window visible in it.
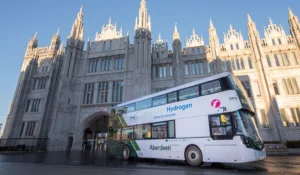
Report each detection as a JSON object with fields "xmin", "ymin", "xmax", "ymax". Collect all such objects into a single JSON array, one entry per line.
[
  {"xmin": 290, "ymin": 108, "xmax": 299, "ymax": 126},
  {"xmin": 272, "ymin": 39, "xmax": 276, "ymax": 45},
  {"xmin": 242, "ymin": 81, "xmax": 251, "ymax": 97},
  {"xmin": 197, "ymin": 48, "xmax": 200, "ymax": 54},
  {"xmin": 20, "ymin": 122, "xmax": 25, "ymax": 136},
  {"xmin": 97, "ymin": 82, "xmax": 109, "ymax": 103},
  {"xmin": 185, "ymin": 64, "xmax": 189, "ymax": 75},
  {"xmin": 159, "ymin": 66, "xmax": 163, "ymax": 78},
  {"xmin": 169, "ymin": 65, "xmax": 173, "ymax": 77},
  {"xmin": 230, "ymin": 44, "xmax": 234, "ymax": 50},
  {"xmin": 260, "ymin": 109, "xmax": 269, "ymax": 128},
  {"xmin": 207, "ymin": 62, "xmax": 211, "ymax": 73},
  {"xmin": 236, "ymin": 44, "xmax": 239, "ymax": 50},
  {"xmin": 109, "ymin": 40, "xmax": 112, "ymax": 51},
  {"xmin": 25, "ymin": 100, "xmax": 31, "ymax": 112},
  {"xmin": 199, "ymin": 62, "xmax": 204, "ymax": 74},
  {"xmin": 274, "ymin": 54, "xmax": 280, "ymax": 66},
  {"xmin": 155, "ymin": 66, "xmax": 159, "ymax": 78},
  {"xmin": 266, "ymin": 55, "xmax": 272, "ymax": 67},
  {"xmin": 192, "ymin": 49, "xmax": 195, "ymax": 55},
  {"xmin": 282, "ymin": 79, "xmax": 289, "ymax": 95},
  {"xmin": 273, "ymin": 80, "xmax": 280, "ymax": 95},
  {"xmin": 231, "ymin": 59, "xmax": 236, "ymax": 70},
  {"xmin": 287, "ymin": 79, "xmax": 294, "ymax": 94},
  {"xmin": 248, "ymin": 58, "xmax": 253, "ymax": 69},
  {"xmin": 223, "ymin": 61, "xmax": 228, "ymax": 71},
  {"xmin": 291, "ymin": 78, "xmax": 299, "ymax": 94},
  {"xmin": 292, "ymin": 52, "xmax": 299, "ymax": 65},
  {"xmin": 83, "ymin": 83, "xmax": 94, "ymax": 104},
  {"xmin": 240, "ymin": 58, "xmax": 245, "ymax": 70},
  {"xmin": 254, "ymin": 81, "xmax": 261, "ymax": 97},
  {"xmin": 103, "ymin": 41, "xmax": 106, "ymax": 51},
  {"xmin": 163, "ymin": 66, "xmax": 167, "ymax": 77},
  {"xmin": 112, "ymin": 81, "xmax": 123, "ymax": 102},
  {"xmin": 236, "ymin": 58, "xmax": 240, "ymax": 70},
  {"xmin": 283, "ymin": 53, "xmax": 290, "ymax": 66},
  {"xmin": 278, "ymin": 38, "xmax": 282, "ymax": 45},
  {"xmin": 279, "ymin": 109, "xmax": 289, "ymax": 127}
]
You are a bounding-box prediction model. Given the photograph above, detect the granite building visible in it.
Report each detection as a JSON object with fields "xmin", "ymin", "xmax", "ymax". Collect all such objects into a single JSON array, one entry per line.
[{"xmin": 2, "ymin": 0, "xmax": 300, "ymax": 151}]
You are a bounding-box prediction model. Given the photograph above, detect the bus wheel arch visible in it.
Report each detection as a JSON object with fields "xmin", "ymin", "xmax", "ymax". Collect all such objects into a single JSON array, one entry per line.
[
  {"xmin": 122, "ymin": 144, "xmax": 130, "ymax": 160},
  {"xmin": 184, "ymin": 144, "xmax": 203, "ymax": 166}
]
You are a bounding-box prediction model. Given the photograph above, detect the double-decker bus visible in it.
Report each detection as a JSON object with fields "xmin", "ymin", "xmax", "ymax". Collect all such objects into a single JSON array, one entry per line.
[{"xmin": 107, "ymin": 72, "xmax": 266, "ymax": 166}]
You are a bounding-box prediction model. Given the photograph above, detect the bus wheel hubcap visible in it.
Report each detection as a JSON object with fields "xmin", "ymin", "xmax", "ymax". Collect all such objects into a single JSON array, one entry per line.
[{"xmin": 189, "ymin": 150, "xmax": 199, "ymax": 162}]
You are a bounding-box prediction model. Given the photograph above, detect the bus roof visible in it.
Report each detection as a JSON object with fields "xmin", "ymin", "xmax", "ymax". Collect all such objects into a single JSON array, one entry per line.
[{"xmin": 115, "ymin": 72, "xmax": 232, "ymax": 108}]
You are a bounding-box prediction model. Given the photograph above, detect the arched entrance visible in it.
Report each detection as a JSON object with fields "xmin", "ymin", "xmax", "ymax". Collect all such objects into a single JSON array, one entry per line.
[{"xmin": 81, "ymin": 111, "xmax": 109, "ymax": 151}]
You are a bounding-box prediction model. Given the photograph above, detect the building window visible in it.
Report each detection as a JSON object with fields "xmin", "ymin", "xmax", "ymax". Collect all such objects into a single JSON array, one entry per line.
[
  {"xmin": 283, "ymin": 78, "xmax": 299, "ymax": 95},
  {"xmin": 236, "ymin": 44, "xmax": 239, "ymax": 50},
  {"xmin": 266, "ymin": 55, "xmax": 272, "ymax": 67},
  {"xmin": 83, "ymin": 83, "xmax": 94, "ymax": 104},
  {"xmin": 273, "ymin": 80, "xmax": 280, "ymax": 95},
  {"xmin": 26, "ymin": 99, "xmax": 41, "ymax": 113},
  {"xmin": 235, "ymin": 58, "xmax": 240, "ymax": 70},
  {"xmin": 157, "ymin": 52, "xmax": 160, "ymax": 59},
  {"xmin": 230, "ymin": 44, "xmax": 234, "ymax": 50},
  {"xmin": 191, "ymin": 63, "xmax": 199, "ymax": 75},
  {"xmin": 20, "ymin": 122, "xmax": 25, "ymax": 136},
  {"xmin": 114, "ymin": 57, "xmax": 125, "ymax": 70},
  {"xmin": 254, "ymin": 81, "xmax": 261, "ymax": 97},
  {"xmin": 278, "ymin": 38, "xmax": 282, "ymax": 45},
  {"xmin": 197, "ymin": 48, "xmax": 201, "ymax": 54},
  {"xmin": 103, "ymin": 41, "xmax": 106, "ymax": 51},
  {"xmin": 88, "ymin": 60, "xmax": 99, "ymax": 73},
  {"xmin": 274, "ymin": 54, "xmax": 280, "ymax": 67},
  {"xmin": 207, "ymin": 62, "xmax": 211, "ymax": 73},
  {"xmin": 97, "ymin": 82, "xmax": 109, "ymax": 103},
  {"xmin": 248, "ymin": 58, "xmax": 253, "ymax": 69},
  {"xmin": 101, "ymin": 59, "xmax": 111, "ymax": 71},
  {"xmin": 191, "ymin": 49, "xmax": 195, "ymax": 55},
  {"xmin": 33, "ymin": 77, "xmax": 48, "ymax": 90},
  {"xmin": 292, "ymin": 52, "xmax": 299, "ymax": 65},
  {"xmin": 169, "ymin": 65, "xmax": 173, "ymax": 77},
  {"xmin": 109, "ymin": 40, "xmax": 112, "ymax": 51},
  {"xmin": 199, "ymin": 62, "xmax": 204, "ymax": 74},
  {"xmin": 185, "ymin": 64, "xmax": 189, "ymax": 75},
  {"xmin": 25, "ymin": 121, "xmax": 36, "ymax": 136},
  {"xmin": 240, "ymin": 58, "xmax": 245, "ymax": 70},
  {"xmin": 272, "ymin": 39, "xmax": 276, "ymax": 45},
  {"xmin": 292, "ymin": 78, "xmax": 300, "ymax": 94},
  {"xmin": 290, "ymin": 108, "xmax": 300, "ymax": 126},
  {"xmin": 260, "ymin": 109, "xmax": 269, "ymax": 128},
  {"xmin": 242, "ymin": 81, "xmax": 251, "ymax": 97},
  {"xmin": 279, "ymin": 109, "xmax": 289, "ymax": 127},
  {"xmin": 155, "ymin": 66, "xmax": 159, "ymax": 78},
  {"xmin": 112, "ymin": 81, "xmax": 124, "ymax": 103},
  {"xmin": 282, "ymin": 53, "xmax": 290, "ymax": 66},
  {"xmin": 231, "ymin": 59, "xmax": 236, "ymax": 70}
]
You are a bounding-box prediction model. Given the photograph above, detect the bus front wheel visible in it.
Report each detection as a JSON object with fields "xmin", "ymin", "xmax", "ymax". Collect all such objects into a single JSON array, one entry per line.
[
  {"xmin": 185, "ymin": 145, "xmax": 203, "ymax": 167},
  {"xmin": 122, "ymin": 145, "xmax": 130, "ymax": 160}
]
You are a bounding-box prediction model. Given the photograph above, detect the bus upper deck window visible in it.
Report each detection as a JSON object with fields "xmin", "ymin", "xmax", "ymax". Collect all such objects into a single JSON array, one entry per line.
[
  {"xmin": 168, "ymin": 92, "xmax": 178, "ymax": 103},
  {"xmin": 201, "ymin": 80, "xmax": 222, "ymax": 95}
]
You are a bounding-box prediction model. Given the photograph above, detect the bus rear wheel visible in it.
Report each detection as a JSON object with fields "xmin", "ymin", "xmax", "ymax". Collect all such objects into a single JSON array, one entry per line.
[
  {"xmin": 122, "ymin": 145, "xmax": 130, "ymax": 160},
  {"xmin": 185, "ymin": 145, "xmax": 203, "ymax": 167}
]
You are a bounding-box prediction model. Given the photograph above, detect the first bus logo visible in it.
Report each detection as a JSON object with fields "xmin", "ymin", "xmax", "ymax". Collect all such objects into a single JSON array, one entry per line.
[{"xmin": 211, "ymin": 99, "xmax": 221, "ymax": 108}]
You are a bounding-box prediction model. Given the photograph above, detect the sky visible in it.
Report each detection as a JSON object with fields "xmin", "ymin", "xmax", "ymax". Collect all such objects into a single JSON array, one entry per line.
[{"xmin": 0, "ymin": 0, "xmax": 299, "ymax": 127}]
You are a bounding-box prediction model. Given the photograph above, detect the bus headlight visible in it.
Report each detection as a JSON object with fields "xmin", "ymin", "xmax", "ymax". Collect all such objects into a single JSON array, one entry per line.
[{"xmin": 240, "ymin": 136, "xmax": 252, "ymax": 148}]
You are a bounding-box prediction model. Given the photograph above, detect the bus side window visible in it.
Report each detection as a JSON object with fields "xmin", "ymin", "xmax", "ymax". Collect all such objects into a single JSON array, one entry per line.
[
  {"xmin": 152, "ymin": 122, "xmax": 167, "ymax": 139},
  {"xmin": 121, "ymin": 127, "xmax": 134, "ymax": 140},
  {"xmin": 135, "ymin": 124, "xmax": 151, "ymax": 139},
  {"xmin": 167, "ymin": 92, "xmax": 178, "ymax": 103}
]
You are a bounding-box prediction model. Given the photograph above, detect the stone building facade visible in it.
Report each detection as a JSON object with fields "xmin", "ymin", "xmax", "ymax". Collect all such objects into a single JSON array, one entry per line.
[{"xmin": 2, "ymin": 0, "xmax": 300, "ymax": 151}]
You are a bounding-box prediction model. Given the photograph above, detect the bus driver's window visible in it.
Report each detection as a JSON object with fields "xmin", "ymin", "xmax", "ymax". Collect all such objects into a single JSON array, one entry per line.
[{"xmin": 210, "ymin": 114, "xmax": 233, "ymax": 139}]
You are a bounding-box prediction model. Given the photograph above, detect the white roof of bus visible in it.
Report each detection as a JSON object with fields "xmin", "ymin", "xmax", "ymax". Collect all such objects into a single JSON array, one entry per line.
[{"xmin": 115, "ymin": 72, "xmax": 232, "ymax": 107}]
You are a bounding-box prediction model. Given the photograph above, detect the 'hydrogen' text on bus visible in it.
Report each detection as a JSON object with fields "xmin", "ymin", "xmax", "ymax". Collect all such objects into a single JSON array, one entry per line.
[{"xmin": 166, "ymin": 104, "xmax": 192, "ymax": 112}]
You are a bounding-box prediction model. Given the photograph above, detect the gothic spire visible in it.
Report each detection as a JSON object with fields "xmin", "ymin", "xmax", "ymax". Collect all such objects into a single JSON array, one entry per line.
[
  {"xmin": 173, "ymin": 23, "xmax": 180, "ymax": 40},
  {"xmin": 69, "ymin": 6, "xmax": 84, "ymax": 40},
  {"xmin": 210, "ymin": 18, "xmax": 214, "ymax": 29},
  {"xmin": 247, "ymin": 14, "xmax": 253, "ymax": 23},
  {"xmin": 135, "ymin": 0, "xmax": 150, "ymax": 31},
  {"xmin": 269, "ymin": 17, "xmax": 273, "ymax": 25},
  {"xmin": 288, "ymin": 7, "xmax": 295, "ymax": 18}
]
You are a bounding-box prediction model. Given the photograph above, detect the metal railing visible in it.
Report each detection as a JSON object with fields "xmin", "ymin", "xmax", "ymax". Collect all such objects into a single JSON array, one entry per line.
[{"xmin": 0, "ymin": 138, "xmax": 48, "ymax": 152}]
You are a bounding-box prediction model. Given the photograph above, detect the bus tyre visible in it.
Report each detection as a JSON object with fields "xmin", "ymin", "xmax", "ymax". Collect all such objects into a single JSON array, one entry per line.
[
  {"xmin": 185, "ymin": 145, "xmax": 203, "ymax": 167},
  {"xmin": 122, "ymin": 145, "xmax": 130, "ymax": 160}
]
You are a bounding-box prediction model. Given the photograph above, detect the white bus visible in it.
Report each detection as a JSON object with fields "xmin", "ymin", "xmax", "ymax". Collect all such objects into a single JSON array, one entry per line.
[{"xmin": 107, "ymin": 72, "xmax": 266, "ymax": 166}]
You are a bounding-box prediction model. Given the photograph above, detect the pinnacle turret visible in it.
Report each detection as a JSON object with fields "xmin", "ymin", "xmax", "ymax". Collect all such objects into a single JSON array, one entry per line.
[
  {"xmin": 173, "ymin": 23, "xmax": 180, "ymax": 40},
  {"xmin": 69, "ymin": 6, "xmax": 84, "ymax": 40},
  {"xmin": 135, "ymin": 0, "xmax": 150, "ymax": 31}
]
